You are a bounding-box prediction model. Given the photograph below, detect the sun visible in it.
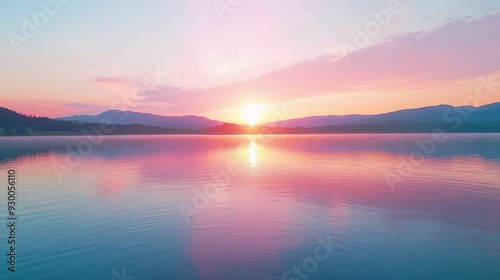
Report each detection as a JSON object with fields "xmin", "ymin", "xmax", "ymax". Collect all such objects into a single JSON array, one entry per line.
[{"xmin": 244, "ymin": 105, "xmax": 263, "ymax": 126}]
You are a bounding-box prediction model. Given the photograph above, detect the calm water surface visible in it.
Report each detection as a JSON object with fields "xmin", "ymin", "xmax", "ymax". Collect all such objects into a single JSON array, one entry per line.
[{"xmin": 0, "ymin": 134, "xmax": 499, "ymax": 280}]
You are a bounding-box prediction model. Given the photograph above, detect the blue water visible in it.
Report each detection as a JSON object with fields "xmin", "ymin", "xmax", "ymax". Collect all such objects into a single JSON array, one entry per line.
[{"xmin": 0, "ymin": 134, "xmax": 499, "ymax": 279}]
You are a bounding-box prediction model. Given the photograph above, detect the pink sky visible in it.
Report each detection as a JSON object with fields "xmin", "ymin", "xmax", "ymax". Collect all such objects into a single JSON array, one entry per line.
[{"xmin": 0, "ymin": 1, "xmax": 499, "ymax": 123}]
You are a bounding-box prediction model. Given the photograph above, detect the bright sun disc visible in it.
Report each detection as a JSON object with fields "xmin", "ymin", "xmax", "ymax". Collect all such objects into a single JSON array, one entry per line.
[{"xmin": 245, "ymin": 105, "xmax": 263, "ymax": 126}]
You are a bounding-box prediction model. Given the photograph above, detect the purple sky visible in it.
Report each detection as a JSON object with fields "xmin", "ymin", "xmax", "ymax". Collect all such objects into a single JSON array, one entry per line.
[{"xmin": 0, "ymin": 0, "xmax": 499, "ymax": 123}]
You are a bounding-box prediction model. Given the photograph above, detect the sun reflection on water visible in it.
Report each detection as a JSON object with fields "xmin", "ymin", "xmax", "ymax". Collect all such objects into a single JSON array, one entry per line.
[{"xmin": 249, "ymin": 142, "xmax": 258, "ymax": 167}]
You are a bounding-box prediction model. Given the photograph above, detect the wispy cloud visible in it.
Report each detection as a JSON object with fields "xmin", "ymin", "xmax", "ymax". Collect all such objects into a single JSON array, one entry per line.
[
  {"xmin": 127, "ymin": 13, "xmax": 500, "ymax": 115},
  {"xmin": 93, "ymin": 76, "xmax": 142, "ymax": 89},
  {"xmin": 66, "ymin": 103, "xmax": 110, "ymax": 110}
]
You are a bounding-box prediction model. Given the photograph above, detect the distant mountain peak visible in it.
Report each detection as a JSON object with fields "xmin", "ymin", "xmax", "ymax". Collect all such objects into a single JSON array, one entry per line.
[
  {"xmin": 57, "ymin": 110, "xmax": 222, "ymax": 130},
  {"xmin": 265, "ymin": 102, "xmax": 500, "ymax": 128}
]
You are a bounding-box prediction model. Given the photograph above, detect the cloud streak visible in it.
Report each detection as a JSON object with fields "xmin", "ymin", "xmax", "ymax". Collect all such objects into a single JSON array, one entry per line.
[
  {"xmin": 93, "ymin": 76, "xmax": 142, "ymax": 89},
  {"xmin": 122, "ymin": 13, "xmax": 500, "ymax": 115}
]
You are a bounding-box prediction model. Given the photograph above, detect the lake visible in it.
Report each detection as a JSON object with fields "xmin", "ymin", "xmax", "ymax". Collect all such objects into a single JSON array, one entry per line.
[{"xmin": 0, "ymin": 134, "xmax": 499, "ymax": 280}]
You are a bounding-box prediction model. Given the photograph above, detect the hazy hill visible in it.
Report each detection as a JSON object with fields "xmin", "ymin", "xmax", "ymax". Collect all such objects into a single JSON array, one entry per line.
[
  {"xmin": 2, "ymin": 102, "xmax": 500, "ymax": 136},
  {"xmin": 0, "ymin": 107, "xmax": 187, "ymax": 136},
  {"xmin": 57, "ymin": 110, "xmax": 222, "ymax": 130},
  {"xmin": 265, "ymin": 103, "xmax": 500, "ymax": 127}
]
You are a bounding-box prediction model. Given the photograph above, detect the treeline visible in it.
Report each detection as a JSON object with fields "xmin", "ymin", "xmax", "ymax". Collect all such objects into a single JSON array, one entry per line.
[
  {"xmin": 0, "ymin": 107, "xmax": 191, "ymax": 136},
  {"xmin": 284, "ymin": 122, "xmax": 500, "ymax": 133},
  {"xmin": 2, "ymin": 106, "xmax": 500, "ymax": 136},
  {"xmin": 204, "ymin": 121, "xmax": 500, "ymax": 134}
]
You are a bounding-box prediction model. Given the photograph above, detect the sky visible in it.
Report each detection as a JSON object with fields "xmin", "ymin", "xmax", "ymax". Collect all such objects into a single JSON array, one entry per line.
[{"xmin": 0, "ymin": 0, "xmax": 499, "ymax": 124}]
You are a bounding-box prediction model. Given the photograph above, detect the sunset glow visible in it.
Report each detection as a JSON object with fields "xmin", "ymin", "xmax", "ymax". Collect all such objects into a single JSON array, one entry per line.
[
  {"xmin": 244, "ymin": 105, "xmax": 264, "ymax": 126},
  {"xmin": 0, "ymin": 1, "xmax": 499, "ymax": 123},
  {"xmin": 1, "ymin": 2, "xmax": 500, "ymax": 279}
]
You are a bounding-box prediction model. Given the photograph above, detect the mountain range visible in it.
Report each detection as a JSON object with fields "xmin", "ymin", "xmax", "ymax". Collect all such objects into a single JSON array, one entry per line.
[
  {"xmin": 266, "ymin": 103, "xmax": 500, "ymax": 127},
  {"xmin": 58, "ymin": 102, "xmax": 500, "ymax": 129},
  {"xmin": 57, "ymin": 110, "xmax": 222, "ymax": 130},
  {"xmin": 1, "ymin": 102, "xmax": 500, "ymax": 136}
]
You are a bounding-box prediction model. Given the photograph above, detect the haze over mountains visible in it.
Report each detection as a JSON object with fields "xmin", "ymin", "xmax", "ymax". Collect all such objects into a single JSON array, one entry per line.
[
  {"xmin": 266, "ymin": 102, "xmax": 500, "ymax": 127},
  {"xmin": 2, "ymin": 102, "xmax": 499, "ymax": 136},
  {"xmin": 57, "ymin": 110, "xmax": 222, "ymax": 130},
  {"xmin": 57, "ymin": 102, "xmax": 500, "ymax": 129}
]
